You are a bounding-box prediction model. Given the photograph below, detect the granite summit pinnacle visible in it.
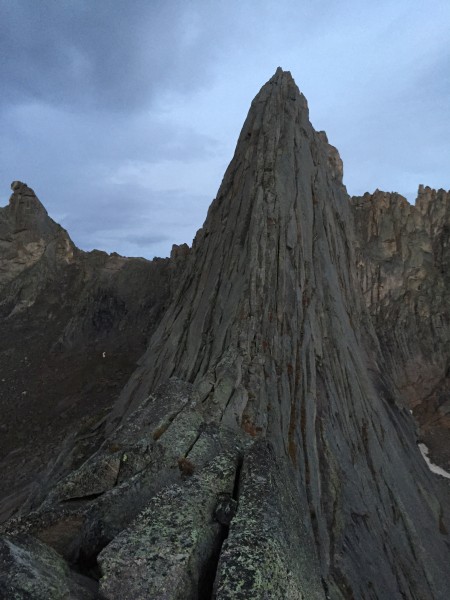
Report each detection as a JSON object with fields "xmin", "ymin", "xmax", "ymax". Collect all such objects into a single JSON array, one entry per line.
[{"xmin": 0, "ymin": 69, "xmax": 449, "ymax": 599}]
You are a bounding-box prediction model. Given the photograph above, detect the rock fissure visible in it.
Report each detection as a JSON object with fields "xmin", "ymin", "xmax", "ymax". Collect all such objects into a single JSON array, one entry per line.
[{"xmin": 199, "ymin": 458, "xmax": 243, "ymax": 600}]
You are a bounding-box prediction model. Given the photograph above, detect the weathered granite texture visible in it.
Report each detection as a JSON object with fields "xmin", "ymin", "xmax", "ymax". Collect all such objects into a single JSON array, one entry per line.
[
  {"xmin": 351, "ymin": 188, "xmax": 450, "ymax": 469},
  {"xmin": 0, "ymin": 535, "xmax": 97, "ymax": 599},
  {"xmin": 100, "ymin": 69, "xmax": 449, "ymax": 597},
  {"xmin": 0, "ymin": 69, "xmax": 449, "ymax": 599}
]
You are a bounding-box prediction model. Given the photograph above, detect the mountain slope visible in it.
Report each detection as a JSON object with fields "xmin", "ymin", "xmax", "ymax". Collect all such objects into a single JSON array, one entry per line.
[
  {"xmin": 0, "ymin": 182, "xmax": 182, "ymax": 523},
  {"xmin": 0, "ymin": 70, "xmax": 449, "ymax": 600}
]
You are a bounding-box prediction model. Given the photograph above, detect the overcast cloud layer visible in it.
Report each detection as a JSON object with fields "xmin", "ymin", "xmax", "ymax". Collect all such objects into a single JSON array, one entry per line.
[{"xmin": 1, "ymin": 0, "xmax": 449, "ymax": 258}]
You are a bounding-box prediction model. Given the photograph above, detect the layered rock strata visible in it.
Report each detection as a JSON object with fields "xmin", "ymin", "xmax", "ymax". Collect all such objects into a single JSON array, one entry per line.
[{"xmin": 0, "ymin": 70, "xmax": 449, "ymax": 599}]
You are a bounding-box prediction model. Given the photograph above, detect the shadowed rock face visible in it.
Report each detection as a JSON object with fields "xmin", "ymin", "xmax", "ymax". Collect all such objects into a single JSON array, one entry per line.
[
  {"xmin": 0, "ymin": 70, "xmax": 449, "ymax": 599},
  {"xmin": 351, "ymin": 188, "xmax": 450, "ymax": 471},
  {"xmin": 0, "ymin": 182, "xmax": 183, "ymax": 523}
]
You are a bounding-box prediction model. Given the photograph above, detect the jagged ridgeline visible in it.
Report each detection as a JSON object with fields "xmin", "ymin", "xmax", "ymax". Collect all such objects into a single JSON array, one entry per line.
[{"xmin": 0, "ymin": 69, "xmax": 449, "ymax": 599}]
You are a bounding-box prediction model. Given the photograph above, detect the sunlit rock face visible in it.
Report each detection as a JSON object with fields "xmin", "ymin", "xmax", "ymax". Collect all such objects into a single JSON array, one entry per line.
[{"xmin": 0, "ymin": 70, "xmax": 449, "ymax": 599}]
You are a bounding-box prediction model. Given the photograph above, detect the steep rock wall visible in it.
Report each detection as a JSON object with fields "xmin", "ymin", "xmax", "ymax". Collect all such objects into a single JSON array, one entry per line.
[{"xmin": 351, "ymin": 188, "xmax": 450, "ymax": 469}]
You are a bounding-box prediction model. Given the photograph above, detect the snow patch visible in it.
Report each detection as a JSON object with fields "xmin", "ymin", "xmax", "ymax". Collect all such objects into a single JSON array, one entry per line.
[{"xmin": 418, "ymin": 443, "xmax": 450, "ymax": 480}]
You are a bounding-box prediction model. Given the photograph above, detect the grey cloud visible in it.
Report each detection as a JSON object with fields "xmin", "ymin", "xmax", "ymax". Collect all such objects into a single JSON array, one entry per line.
[
  {"xmin": 0, "ymin": 96, "xmax": 222, "ymax": 257},
  {"xmin": 0, "ymin": 101, "xmax": 220, "ymax": 172},
  {"xmin": 126, "ymin": 233, "xmax": 171, "ymax": 247},
  {"xmin": 1, "ymin": 1, "xmax": 449, "ymax": 258},
  {"xmin": 63, "ymin": 185, "xmax": 211, "ymax": 259},
  {"xmin": 0, "ymin": 1, "xmax": 232, "ymax": 112}
]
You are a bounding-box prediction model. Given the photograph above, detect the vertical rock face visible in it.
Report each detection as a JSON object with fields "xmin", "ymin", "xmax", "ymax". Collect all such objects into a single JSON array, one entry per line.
[
  {"xmin": 351, "ymin": 188, "xmax": 450, "ymax": 469},
  {"xmin": 0, "ymin": 70, "xmax": 449, "ymax": 599}
]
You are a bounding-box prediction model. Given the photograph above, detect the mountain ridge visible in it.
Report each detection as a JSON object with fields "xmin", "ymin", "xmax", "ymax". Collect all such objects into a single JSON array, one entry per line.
[{"xmin": 0, "ymin": 69, "xmax": 449, "ymax": 600}]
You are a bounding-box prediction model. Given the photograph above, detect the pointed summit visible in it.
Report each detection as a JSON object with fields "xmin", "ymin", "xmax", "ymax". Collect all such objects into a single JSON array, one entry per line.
[
  {"xmin": 110, "ymin": 70, "xmax": 343, "ymax": 418},
  {"xmin": 2, "ymin": 72, "xmax": 448, "ymax": 600},
  {"xmin": 7, "ymin": 181, "xmax": 50, "ymax": 226},
  {"xmin": 101, "ymin": 72, "xmax": 449, "ymax": 598},
  {"xmin": 269, "ymin": 66, "xmax": 293, "ymax": 82},
  {"xmin": 0, "ymin": 182, "xmax": 75, "ymax": 288}
]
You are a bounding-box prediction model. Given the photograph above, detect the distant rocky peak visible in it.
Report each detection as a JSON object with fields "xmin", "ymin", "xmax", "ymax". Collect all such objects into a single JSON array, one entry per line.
[
  {"xmin": 4, "ymin": 180, "xmax": 57, "ymax": 242},
  {"xmin": 0, "ymin": 182, "xmax": 75, "ymax": 290},
  {"xmin": 9, "ymin": 180, "xmax": 48, "ymax": 218},
  {"xmin": 11, "ymin": 180, "xmax": 38, "ymax": 194},
  {"xmin": 416, "ymin": 184, "xmax": 450, "ymax": 225}
]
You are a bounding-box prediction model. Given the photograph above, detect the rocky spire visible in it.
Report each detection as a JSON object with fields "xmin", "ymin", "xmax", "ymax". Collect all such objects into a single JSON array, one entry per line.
[
  {"xmin": 1, "ymin": 70, "xmax": 448, "ymax": 599},
  {"xmin": 110, "ymin": 67, "xmax": 354, "ymax": 425},
  {"xmin": 0, "ymin": 181, "xmax": 75, "ymax": 288},
  {"xmin": 99, "ymin": 69, "xmax": 449, "ymax": 597}
]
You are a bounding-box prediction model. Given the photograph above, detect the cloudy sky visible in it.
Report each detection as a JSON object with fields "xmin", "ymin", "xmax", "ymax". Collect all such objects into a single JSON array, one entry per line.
[{"xmin": 1, "ymin": 1, "xmax": 449, "ymax": 258}]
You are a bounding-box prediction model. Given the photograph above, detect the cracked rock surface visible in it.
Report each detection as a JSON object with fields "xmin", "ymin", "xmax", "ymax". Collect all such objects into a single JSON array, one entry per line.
[
  {"xmin": 351, "ymin": 188, "xmax": 450, "ymax": 471},
  {"xmin": 0, "ymin": 69, "xmax": 449, "ymax": 599}
]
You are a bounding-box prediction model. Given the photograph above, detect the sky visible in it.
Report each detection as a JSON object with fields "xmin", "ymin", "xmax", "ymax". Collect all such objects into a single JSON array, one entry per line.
[{"xmin": 1, "ymin": 1, "xmax": 449, "ymax": 259}]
